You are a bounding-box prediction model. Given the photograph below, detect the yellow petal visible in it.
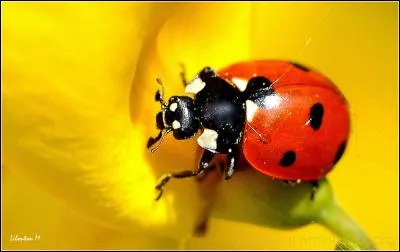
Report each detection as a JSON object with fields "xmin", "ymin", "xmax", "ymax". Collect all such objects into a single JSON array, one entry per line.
[
  {"xmin": 2, "ymin": 167, "xmax": 181, "ymax": 250},
  {"xmin": 1, "ymin": 1, "xmax": 182, "ymax": 234}
]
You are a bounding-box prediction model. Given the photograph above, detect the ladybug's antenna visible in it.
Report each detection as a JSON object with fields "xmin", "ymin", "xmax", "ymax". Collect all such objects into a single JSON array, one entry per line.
[{"xmin": 148, "ymin": 76, "xmax": 171, "ymax": 153}]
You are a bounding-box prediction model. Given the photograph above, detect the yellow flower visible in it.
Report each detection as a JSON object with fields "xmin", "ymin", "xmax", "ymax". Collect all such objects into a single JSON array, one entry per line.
[{"xmin": 2, "ymin": 2, "xmax": 398, "ymax": 250}]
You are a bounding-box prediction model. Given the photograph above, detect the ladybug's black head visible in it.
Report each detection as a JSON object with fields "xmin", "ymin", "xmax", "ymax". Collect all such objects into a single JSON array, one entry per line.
[
  {"xmin": 161, "ymin": 96, "xmax": 199, "ymax": 140},
  {"xmin": 147, "ymin": 78, "xmax": 200, "ymax": 152}
]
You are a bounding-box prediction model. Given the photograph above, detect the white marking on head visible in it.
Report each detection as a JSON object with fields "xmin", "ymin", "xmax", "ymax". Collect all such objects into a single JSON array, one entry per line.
[
  {"xmin": 172, "ymin": 120, "xmax": 181, "ymax": 129},
  {"xmin": 231, "ymin": 77, "xmax": 248, "ymax": 92},
  {"xmin": 197, "ymin": 128, "xmax": 218, "ymax": 150},
  {"xmin": 246, "ymin": 100, "xmax": 258, "ymax": 122},
  {"xmin": 185, "ymin": 78, "xmax": 206, "ymax": 94},
  {"xmin": 169, "ymin": 102, "xmax": 178, "ymax": 112}
]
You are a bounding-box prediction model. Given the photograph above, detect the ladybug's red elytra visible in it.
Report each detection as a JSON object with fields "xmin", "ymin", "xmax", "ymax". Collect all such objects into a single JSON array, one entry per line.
[{"xmin": 147, "ymin": 60, "xmax": 350, "ymax": 200}]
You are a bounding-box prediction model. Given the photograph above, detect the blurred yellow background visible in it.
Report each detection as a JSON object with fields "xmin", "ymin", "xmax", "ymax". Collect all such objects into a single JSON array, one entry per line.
[{"xmin": 2, "ymin": 2, "xmax": 398, "ymax": 250}]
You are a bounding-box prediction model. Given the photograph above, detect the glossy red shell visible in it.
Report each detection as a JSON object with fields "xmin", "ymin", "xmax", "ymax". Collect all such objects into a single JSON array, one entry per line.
[{"xmin": 217, "ymin": 60, "xmax": 350, "ymax": 181}]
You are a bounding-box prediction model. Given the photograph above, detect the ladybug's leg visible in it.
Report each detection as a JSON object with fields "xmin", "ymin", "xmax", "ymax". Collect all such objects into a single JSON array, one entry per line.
[
  {"xmin": 195, "ymin": 164, "xmax": 217, "ymax": 182},
  {"xmin": 179, "ymin": 63, "xmax": 188, "ymax": 86},
  {"xmin": 146, "ymin": 131, "xmax": 162, "ymax": 149},
  {"xmin": 224, "ymin": 146, "xmax": 240, "ymax": 180},
  {"xmin": 155, "ymin": 149, "xmax": 215, "ymax": 200},
  {"xmin": 310, "ymin": 180, "xmax": 320, "ymax": 201}
]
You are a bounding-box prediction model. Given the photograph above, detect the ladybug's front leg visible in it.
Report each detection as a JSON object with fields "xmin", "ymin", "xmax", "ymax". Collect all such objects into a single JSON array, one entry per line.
[
  {"xmin": 179, "ymin": 63, "xmax": 188, "ymax": 86},
  {"xmin": 224, "ymin": 146, "xmax": 240, "ymax": 180},
  {"xmin": 155, "ymin": 149, "xmax": 215, "ymax": 200}
]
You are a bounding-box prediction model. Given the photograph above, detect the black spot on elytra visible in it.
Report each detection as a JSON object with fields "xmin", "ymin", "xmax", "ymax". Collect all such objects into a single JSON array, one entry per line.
[
  {"xmin": 280, "ymin": 151, "xmax": 296, "ymax": 167},
  {"xmin": 245, "ymin": 76, "xmax": 275, "ymax": 101},
  {"xmin": 333, "ymin": 141, "xmax": 347, "ymax": 165},
  {"xmin": 290, "ymin": 62, "xmax": 310, "ymax": 72},
  {"xmin": 309, "ymin": 103, "xmax": 324, "ymax": 130},
  {"xmin": 248, "ymin": 76, "xmax": 272, "ymax": 88}
]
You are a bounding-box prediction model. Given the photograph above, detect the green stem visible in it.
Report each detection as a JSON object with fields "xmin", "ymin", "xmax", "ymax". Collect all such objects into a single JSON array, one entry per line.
[
  {"xmin": 335, "ymin": 239, "xmax": 362, "ymax": 250},
  {"xmin": 317, "ymin": 203, "xmax": 376, "ymax": 250}
]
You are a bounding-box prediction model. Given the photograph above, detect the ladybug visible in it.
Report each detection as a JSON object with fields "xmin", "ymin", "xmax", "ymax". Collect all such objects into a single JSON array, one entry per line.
[{"xmin": 147, "ymin": 60, "xmax": 350, "ymax": 200}]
